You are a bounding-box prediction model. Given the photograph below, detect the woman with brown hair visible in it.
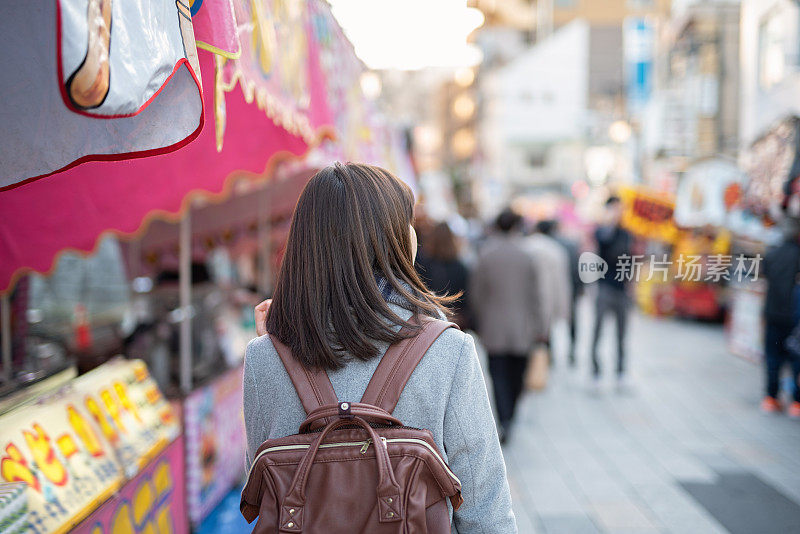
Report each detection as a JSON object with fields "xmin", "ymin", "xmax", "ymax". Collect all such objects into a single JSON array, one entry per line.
[
  {"xmin": 244, "ymin": 162, "xmax": 515, "ymax": 532},
  {"xmin": 416, "ymin": 221, "xmax": 472, "ymax": 329}
]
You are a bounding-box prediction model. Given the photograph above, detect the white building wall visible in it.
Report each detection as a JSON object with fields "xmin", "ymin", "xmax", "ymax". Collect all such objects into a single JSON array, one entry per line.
[
  {"xmin": 740, "ymin": 0, "xmax": 800, "ymax": 146},
  {"xmin": 488, "ymin": 19, "xmax": 590, "ymax": 145},
  {"xmin": 480, "ymin": 19, "xmax": 590, "ymax": 191}
]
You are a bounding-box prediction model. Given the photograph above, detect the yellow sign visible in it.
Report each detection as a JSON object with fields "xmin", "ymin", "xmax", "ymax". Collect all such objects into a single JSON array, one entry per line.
[
  {"xmin": 619, "ymin": 186, "xmax": 678, "ymax": 243},
  {"xmin": 0, "ymin": 359, "xmax": 179, "ymax": 534}
]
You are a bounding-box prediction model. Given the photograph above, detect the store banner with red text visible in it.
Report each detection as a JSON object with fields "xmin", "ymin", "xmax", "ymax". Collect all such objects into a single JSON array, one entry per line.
[{"xmin": 619, "ymin": 186, "xmax": 678, "ymax": 243}]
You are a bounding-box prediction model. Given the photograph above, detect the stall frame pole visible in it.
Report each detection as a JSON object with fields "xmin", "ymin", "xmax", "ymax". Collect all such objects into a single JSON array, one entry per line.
[
  {"xmin": 179, "ymin": 210, "xmax": 193, "ymax": 393},
  {"xmin": 257, "ymin": 184, "xmax": 273, "ymax": 296},
  {"xmin": 1, "ymin": 294, "xmax": 11, "ymax": 383}
]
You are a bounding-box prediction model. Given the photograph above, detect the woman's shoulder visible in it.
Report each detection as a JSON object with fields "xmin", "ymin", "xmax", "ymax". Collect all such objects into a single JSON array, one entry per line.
[
  {"xmin": 245, "ymin": 334, "xmax": 281, "ymax": 369},
  {"xmin": 430, "ymin": 323, "xmax": 470, "ymax": 350},
  {"xmin": 417, "ymin": 324, "xmax": 475, "ymax": 375}
]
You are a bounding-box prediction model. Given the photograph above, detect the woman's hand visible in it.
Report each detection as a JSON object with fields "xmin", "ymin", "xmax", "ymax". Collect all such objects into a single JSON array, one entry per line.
[{"xmin": 254, "ymin": 299, "xmax": 272, "ymax": 336}]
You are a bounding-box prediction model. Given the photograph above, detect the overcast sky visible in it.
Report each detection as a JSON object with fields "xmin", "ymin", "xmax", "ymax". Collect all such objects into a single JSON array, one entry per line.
[{"xmin": 328, "ymin": 0, "xmax": 484, "ymax": 70}]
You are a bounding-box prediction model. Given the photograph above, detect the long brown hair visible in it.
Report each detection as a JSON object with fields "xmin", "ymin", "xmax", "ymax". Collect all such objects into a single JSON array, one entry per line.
[{"xmin": 266, "ymin": 162, "xmax": 453, "ymax": 370}]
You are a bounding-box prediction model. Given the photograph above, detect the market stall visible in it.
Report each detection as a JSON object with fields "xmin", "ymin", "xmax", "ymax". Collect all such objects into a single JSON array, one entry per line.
[
  {"xmin": 121, "ymin": 165, "xmax": 318, "ymax": 526},
  {"xmin": 621, "ymin": 171, "xmax": 745, "ymax": 322},
  {"xmin": 726, "ymin": 117, "xmax": 799, "ymax": 360},
  {"xmin": 0, "ymin": 359, "xmax": 182, "ymax": 534},
  {"xmin": 0, "ymin": 1, "xmax": 415, "ymax": 530},
  {"xmin": 669, "ymin": 158, "xmax": 741, "ymax": 320}
]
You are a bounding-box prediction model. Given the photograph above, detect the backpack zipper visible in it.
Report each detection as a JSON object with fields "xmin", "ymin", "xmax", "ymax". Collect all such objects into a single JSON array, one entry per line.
[
  {"xmin": 247, "ymin": 439, "xmax": 371, "ymax": 481},
  {"xmin": 385, "ymin": 438, "xmax": 461, "ymax": 485},
  {"xmin": 246, "ymin": 437, "xmax": 460, "ymax": 486}
]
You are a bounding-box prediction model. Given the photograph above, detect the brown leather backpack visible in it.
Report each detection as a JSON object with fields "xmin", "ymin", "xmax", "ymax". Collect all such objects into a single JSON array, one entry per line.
[{"xmin": 240, "ymin": 318, "xmax": 464, "ymax": 533}]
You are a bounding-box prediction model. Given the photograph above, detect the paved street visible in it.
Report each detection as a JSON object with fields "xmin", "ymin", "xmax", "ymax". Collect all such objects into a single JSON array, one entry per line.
[{"xmin": 499, "ymin": 298, "xmax": 800, "ymax": 534}]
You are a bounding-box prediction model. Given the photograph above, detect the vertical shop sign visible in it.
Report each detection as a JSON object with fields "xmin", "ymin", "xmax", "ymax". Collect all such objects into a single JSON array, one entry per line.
[
  {"xmin": 183, "ymin": 366, "xmax": 245, "ymax": 526},
  {"xmin": 624, "ymin": 17, "xmax": 654, "ymax": 114}
]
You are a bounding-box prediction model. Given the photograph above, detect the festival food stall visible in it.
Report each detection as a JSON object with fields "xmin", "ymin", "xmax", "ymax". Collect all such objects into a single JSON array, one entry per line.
[
  {"xmin": 0, "ymin": 1, "xmax": 414, "ymax": 531},
  {"xmin": 0, "ymin": 358, "xmax": 183, "ymax": 534},
  {"xmin": 622, "ymin": 166, "xmax": 747, "ymax": 322},
  {"xmin": 618, "ymin": 185, "xmax": 679, "ymax": 316},
  {"xmin": 669, "ymin": 158, "xmax": 742, "ymax": 321},
  {"xmin": 726, "ymin": 117, "xmax": 799, "ymax": 361},
  {"xmin": 121, "ymin": 165, "xmax": 317, "ymax": 526}
]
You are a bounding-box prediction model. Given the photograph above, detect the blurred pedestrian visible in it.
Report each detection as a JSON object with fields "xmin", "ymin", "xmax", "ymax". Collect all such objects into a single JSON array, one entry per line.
[
  {"xmin": 591, "ymin": 196, "xmax": 633, "ymax": 387},
  {"xmin": 761, "ymin": 218, "xmax": 800, "ymax": 417},
  {"xmin": 416, "ymin": 221, "xmax": 471, "ymax": 329},
  {"xmin": 470, "ymin": 208, "xmax": 545, "ymax": 443},
  {"xmin": 537, "ymin": 219, "xmax": 582, "ymax": 366},
  {"xmin": 525, "ymin": 219, "xmax": 572, "ymax": 360}
]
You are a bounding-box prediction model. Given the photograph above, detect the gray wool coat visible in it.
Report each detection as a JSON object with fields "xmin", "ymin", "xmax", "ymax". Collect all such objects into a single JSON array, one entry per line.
[
  {"xmin": 470, "ymin": 233, "xmax": 545, "ymax": 355},
  {"xmin": 243, "ymin": 303, "xmax": 517, "ymax": 533}
]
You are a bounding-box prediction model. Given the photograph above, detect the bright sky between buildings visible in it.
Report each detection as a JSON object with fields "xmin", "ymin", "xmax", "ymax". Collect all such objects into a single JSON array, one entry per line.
[{"xmin": 328, "ymin": 0, "xmax": 485, "ymax": 70}]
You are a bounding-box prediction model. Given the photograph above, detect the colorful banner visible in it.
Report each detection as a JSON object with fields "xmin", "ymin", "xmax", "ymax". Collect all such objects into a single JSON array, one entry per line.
[
  {"xmin": 183, "ymin": 365, "xmax": 245, "ymax": 526},
  {"xmin": 73, "ymin": 436, "xmax": 187, "ymax": 534},
  {"xmin": 0, "ymin": 359, "xmax": 180, "ymax": 534},
  {"xmin": 308, "ymin": 2, "xmax": 415, "ymax": 182},
  {"xmin": 619, "ymin": 186, "xmax": 678, "ymax": 243},
  {"xmin": 0, "ymin": 1, "xmax": 203, "ymax": 188},
  {"xmin": 211, "ymin": 0, "xmax": 330, "ymax": 152},
  {"xmin": 191, "ymin": 0, "xmax": 242, "ymax": 58},
  {"xmin": 674, "ymin": 158, "xmax": 748, "ymax": 228}
]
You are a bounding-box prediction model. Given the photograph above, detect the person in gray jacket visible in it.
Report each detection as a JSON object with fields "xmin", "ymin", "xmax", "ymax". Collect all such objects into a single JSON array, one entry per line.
[
  {"xmin": 470, "ymin": 208, "xmax": 545, "ymax": 443},
  {"xmin": 244, "ymin": 163, "xmax": 516, "ymax": 533}
]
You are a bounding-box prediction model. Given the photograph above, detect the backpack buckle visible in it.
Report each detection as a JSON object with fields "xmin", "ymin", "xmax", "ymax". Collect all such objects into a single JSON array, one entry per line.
[{"xmin": 338, "ymin": 401, "xmax": 353, "ymax": 419}]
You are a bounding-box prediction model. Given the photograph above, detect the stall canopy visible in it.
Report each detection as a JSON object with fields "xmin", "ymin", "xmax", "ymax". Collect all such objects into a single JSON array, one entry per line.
[
  {"xmin": 127, "ymin": 167, "xmax": 315, "ymax": 276},
  {"xmin": 0, "ymin": 0, "xmax": 347, "ymax": 294},
  {"xmin": 0, "ymin": 0, "xmax": 204, "ymax": 188}
]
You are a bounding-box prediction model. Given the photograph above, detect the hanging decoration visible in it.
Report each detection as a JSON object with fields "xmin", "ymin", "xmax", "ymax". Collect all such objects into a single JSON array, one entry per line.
[
  {"xmin": 191, "ymin": 0, "xmax": 242, "ymax": 59},
  {"xmin": 0, "ymin": 0, "xmax": 203, "ymax": 189}
]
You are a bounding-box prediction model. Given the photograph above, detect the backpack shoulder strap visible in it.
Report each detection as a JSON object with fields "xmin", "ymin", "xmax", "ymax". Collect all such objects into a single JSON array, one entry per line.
[
  {"xmin": 269, "ymin": 334, "xmax": 338, "ymax": 415},
  {"xmin": 360, "ymin": 317, "xmax": 458, "ymax": 413}
]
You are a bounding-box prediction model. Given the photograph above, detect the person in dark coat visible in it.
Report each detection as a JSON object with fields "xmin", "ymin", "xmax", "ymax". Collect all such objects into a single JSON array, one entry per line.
[
  {"xmin": 761, "ymin": 219, "xmax": 800, "ymax": 417},
  {"xmin": 591, "ymin": 196, "xmax": 633, "ymax": 386},
  {"xmin": 415, "ymin": 221, "xmax": 471, "ymax": 329}
]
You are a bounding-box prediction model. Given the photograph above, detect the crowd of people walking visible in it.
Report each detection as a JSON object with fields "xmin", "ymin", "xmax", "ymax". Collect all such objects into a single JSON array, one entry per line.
[
  {"xmin": 414, "ymin": 198, "xmax": 633, "ymax": 443},
  {"xmin": 416, "ymin": 196, "xmax": 800, "ymax": 437}
]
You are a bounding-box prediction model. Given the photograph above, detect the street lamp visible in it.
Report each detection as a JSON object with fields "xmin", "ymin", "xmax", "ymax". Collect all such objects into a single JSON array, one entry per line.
[
  {"xmin": 359, "ymin": 71, "xmax": 382, "ymax": 100},
  {"xmin": 452, "ymin": 94, "xmax": 476, "ymax": 120},
  {"xmin": 609, "ymin": 120, "xmax": 632, "ymax": 144},
  {"xmin": 454, "ymin": 67, "xmax": 475, "ymax": 87}
]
